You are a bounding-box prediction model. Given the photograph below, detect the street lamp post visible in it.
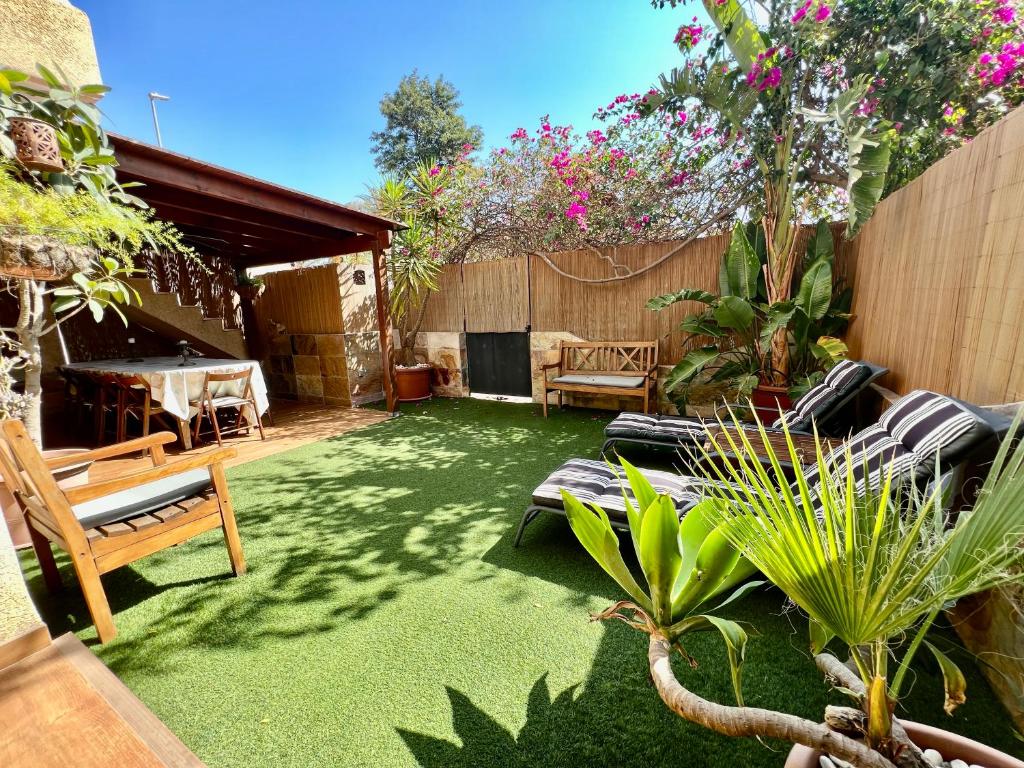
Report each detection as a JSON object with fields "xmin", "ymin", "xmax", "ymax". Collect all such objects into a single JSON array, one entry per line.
[{"xmin": 148, "ymin": 91, "xmax": 170, "ymax": 147}]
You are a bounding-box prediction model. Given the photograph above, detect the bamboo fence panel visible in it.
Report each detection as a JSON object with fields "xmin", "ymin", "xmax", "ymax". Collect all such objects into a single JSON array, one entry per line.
[
  {"xmin": 845, "ymin": 104, "xmax": 1024, "ymax": 404},
  {"xmin": 418, "ymin": 262, "xmax": 464, "ymax": 332},
  {"xmin": 464, "ymin": 257, "xmax": 530, "ymax": 332},
  {"xmin": 253, "ymin": 264, "xmax": 344, "ymax": 335}
]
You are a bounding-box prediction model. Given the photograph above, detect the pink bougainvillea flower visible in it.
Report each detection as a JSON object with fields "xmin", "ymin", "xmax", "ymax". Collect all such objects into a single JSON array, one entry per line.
[
  {"xmin": 462, "ymin": 143, "xmax": 473, "ymax": 151},
  {"xmin": 815, "ymin": 4, "xmax": 831, "ymax": 22},
  {"xmin": 510, "ymin": 128, "xmax": 528, "ymax": 140},
  {"xmin": 625, "ymin": 168, "xmax": 637, "ymax": 179},
  {"xmin": 993, "ymin": 4, "xmax": 1016, "ymax": 24},
  {"xmin": 428, "ymin": 166, "xmax": 441, "ymax": 177},
  {"xmin": 540, "ymin": 122, "xmax": 551, "ymax": 132},
  {"xmin": 762, "ymin": 66, "xmax": 782, "ymax": 89},
  {"xmin": 791, "ymin": 0, "xmax": 813, "ymax": 23}
]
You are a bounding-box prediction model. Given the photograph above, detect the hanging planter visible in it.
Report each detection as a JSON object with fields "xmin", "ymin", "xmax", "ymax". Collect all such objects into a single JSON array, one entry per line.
[
  {"xmin": 7, "ymin": 116, "xmax": 64, "ymax": 174},
  {"xmin": 0, "ymin": 231, "xmax": 93, "ymax": 281}
]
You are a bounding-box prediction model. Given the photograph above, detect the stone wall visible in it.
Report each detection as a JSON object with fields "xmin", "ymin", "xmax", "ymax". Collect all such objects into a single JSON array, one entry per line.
[
  {"xmin": 338, "ymin": 259, "xmax": 385, "ymax": 404},
  {"xmin": 1, "ymin": 1, "xmax": 101, "ymax": 87},
  {"xmin": 265, "ymin": 333, "xmax": 351, "ymax": 407},
  {"xmin": 413, "ymin": 331, "xmax": 469, "ymax": 397}
]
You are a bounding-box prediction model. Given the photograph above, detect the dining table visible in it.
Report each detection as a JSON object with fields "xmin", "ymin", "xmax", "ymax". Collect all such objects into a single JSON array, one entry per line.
[{"xmin": 63, "ymin": 356, "xmax": 269, "ymax": 450}]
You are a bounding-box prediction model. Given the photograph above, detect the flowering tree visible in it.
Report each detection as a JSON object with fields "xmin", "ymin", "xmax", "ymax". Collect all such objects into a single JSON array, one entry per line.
[{"xmin": 629, "ymin": 0, "xmax": 1024, "ymax": 384}]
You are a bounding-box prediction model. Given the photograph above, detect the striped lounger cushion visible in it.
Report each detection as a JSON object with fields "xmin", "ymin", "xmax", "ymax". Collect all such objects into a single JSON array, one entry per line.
[
  {"xmin": 538, "ymin": 390, "xmax": 996, "ymax": 526},
  {"xmin": 603, "ymin": 413, "xmax": 708, "ymax": 444},
  {"xmin": 771, "ymin": 359, "xmax": 872, "ymax": 431},
  {"xmin": 531, "ymin": 458, "xmax": 711, "ymax": 522}
]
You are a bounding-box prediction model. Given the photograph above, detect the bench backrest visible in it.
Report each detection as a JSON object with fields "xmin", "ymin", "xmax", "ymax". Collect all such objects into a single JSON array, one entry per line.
[{"xmin": 559, "ymin": 341, "xmax": 658, "ymax": 376}]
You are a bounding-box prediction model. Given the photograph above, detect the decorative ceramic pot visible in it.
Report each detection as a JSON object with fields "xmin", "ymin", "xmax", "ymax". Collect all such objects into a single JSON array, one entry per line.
[
  {"xmin": 8, "ymin": 116, "xmax": 64, "ymax": 173},
  {"xmin": 784, "ymin": 720, "xmax": 1024, "ymax": 768},
  {"xmin": 751, "ymin": 384, "xmax": 792, "ymax": 423},
  {"xmin": 1, "ymin": 447, "xmax": 92, "ymax": 549},
  {"xmin": 395, "ymin": 365, "xmax": 433, "ymax": 402}
]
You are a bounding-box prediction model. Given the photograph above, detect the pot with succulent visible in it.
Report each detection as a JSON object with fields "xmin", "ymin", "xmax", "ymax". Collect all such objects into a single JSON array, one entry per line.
[
  {"xmin": 0, "ymin": 64, "xmax": 194, "ymax": 542},
  {"xmin": 650, "ymin": 219, "xmax": 851, "ymax": 419},
  {"xmin": 561, "ymin": 414, "xmax": 1024, "ymax": 768}
]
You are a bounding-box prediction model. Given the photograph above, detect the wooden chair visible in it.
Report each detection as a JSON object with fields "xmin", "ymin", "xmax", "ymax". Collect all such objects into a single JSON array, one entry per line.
[
  {"xmin": 114, "ymin": 374, "xmax": 175, "ymax": 446},
  {"xmin": 191, "ymin": 369, "xmax": 266, "ymax": 447},
  {"xmin": 87, "ymin": 372, "xmax": 123, "ymax": 446},
  {"xmin": 0, "ymin": 420, "xmax": 246, "ymax": 643}
]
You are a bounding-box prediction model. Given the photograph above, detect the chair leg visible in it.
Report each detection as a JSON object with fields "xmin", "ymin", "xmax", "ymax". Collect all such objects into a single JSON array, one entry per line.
[
  {"xmin": 28, "ymin": 528, "xmax": 62, "ymax": 594},
  {"xmin": 542, "ymin": 390, "xmax": 548, "ymax": 418},
  {"xmin": 211, "ymin": 463, "xmax": 246, "ymax": 575},
  {"xmin": 600, "ymin": 438, "xmax": 616, "ymax": 459},
  {"xmin": 192, "ymin": 404, "xmax": 204, "ymax": 444},
  {"xmin": 209, "ymin": 405, "xmax": 223, "ymax": 447},
  {"xmin": 70, "ymin": 552, "xmax": 117, "ymax": 643},
  {"xmin": 253, "ymin": 404, "xmax": 266, "ymax": 441}
]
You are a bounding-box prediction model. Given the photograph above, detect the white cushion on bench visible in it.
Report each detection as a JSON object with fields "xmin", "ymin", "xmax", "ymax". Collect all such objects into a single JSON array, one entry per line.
[{"xmin": 552, "ymin": 374, "xmax": 645, "ymax": 388}]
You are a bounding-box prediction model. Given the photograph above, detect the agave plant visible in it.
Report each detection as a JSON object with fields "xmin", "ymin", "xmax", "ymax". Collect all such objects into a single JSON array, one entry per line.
[{"xmin": 561, "ymin": 457, "xmax": 759, "ymax": 704}]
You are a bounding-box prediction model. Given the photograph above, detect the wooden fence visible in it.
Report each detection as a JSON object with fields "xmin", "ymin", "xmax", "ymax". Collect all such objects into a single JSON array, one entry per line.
[
  {"xmin": 844, "ymin": 104, "xmax": 1024, "ymax": 405},
  {"xmin": 253, "ymin": 264, "xmax": 344, "ymax": 335},
  {"xmin": 421, "ymin": 232, "xmax": 855, "ymax": 365}
]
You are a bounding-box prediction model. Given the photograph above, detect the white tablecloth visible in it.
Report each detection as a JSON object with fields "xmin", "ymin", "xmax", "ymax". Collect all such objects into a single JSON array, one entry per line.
[{"xmin": 65, "ymin": 357, "xmax": 269, "ymax": 422}]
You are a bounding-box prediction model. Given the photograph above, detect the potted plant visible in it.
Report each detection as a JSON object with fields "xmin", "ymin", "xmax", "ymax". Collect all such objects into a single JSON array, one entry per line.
[
  {"xmin": 234, "ymin": 272, "xmax": 265, "ymax": 301},
  {"xmin": 650, "ymin": 219, "xmax": 851, "ymax": 419},
  {"xmin": 561, "ymin": 418, "xmax": 1024, "ymax": 768}
]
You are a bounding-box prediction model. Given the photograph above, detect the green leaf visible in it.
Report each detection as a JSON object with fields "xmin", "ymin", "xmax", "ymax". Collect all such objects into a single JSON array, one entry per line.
[
  {"xmin": 36, "ymin": 63, "xmax": 64, "ymax": 88},
  {"xmin": 49, "ymin": 296, "xmax": 80, "ymax": 314},
  {"xmin": 721, "ymin": 221, "xmax": 760, "ymax": 299},
  {"xmin": 639, "ymin": 495, "xmax": 683, "ymax": 624},
  {"xmin": 713, "ymin": 295, "xmax": 755, "ymax": 330},
  {"xmin": 807, "ymin": 220, "xmax": 834, "ymax": 263},
  {"xmin": 79, "ymin": 83, "xmax": 112, "ymax": 95},
  {"xmin": 923, "ymin": 641, "xmax": 967, "ymax": 715},
  {"xmin": 672, "ymin": 525, "xmax": 744, "ymax": 613},
  {"xmin": 647, "ymin": 288, "xmax": 717, "ymax": 311},
  {"xmin": 812, "ymin": 337, "xmax": 848, "ymax": 361},
  {"xmin": 561, "ymin": 490, "xmax": 653, "ymax": 612},
  {"xmin": 847, "ymin": 127, "xmax": 892, "ymax": 237},
  {"xmin": 701, "ymin": 0, "xmax": 766, "ymax": 74},
  {"xmin": 86, "ymin": 298, "xmax": 103, "ymax": 322},
  {"xmin": 760, "ymin": 301, "xmax": 795, "ymax": 346},
  {"xmin": 809, "ymin": 617, "xmax": 835, "ymax": 654},
  {"xmin": 679, "ymin": 313, "xmax": 724, "ymax": 338},
  {"xmin": 795, "ymin": 258, "xmax": 833, "ymax": 321},
  {"xmin": 704, "ymin": 615, "xmax": 749, "ymax": 706},
  {"xmin": 664, "ymin": 348, "xmax": 719, "ymax": 393}
]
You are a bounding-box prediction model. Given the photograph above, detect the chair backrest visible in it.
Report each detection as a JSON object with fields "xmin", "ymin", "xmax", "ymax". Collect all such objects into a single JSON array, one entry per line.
[
  {"xmin": 558, "ymin": 340, "xmax": 658, "ymax": 375},
  {"xmin": 201, "ymin": 368, "xmax": 253, "ymax": 400},
  {"xmin": 798, "ymin": 389, "xmax": 1010, "ymax": 505},
  {"xmin": 772, "ymin": 360, "xmax": 887, "ymax": 434},
  {"xmin": 0, "ymin": 420, "xmax": 85, "ymax": 546}
]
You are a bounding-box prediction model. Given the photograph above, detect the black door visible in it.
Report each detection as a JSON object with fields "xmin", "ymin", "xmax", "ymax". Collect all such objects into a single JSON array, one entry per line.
[{"xmin": 466, "ymin": 332, "xmax": 532, "ymax": 397}]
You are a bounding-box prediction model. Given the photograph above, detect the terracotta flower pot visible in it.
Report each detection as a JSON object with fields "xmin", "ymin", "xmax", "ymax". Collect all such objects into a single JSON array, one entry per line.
[
  {"xmin": 784, "ymin": 720, "xmax": 1024, "ymax": 768},
  {"xmin": 1, "ymin": 448, "xmax": 92, "ymax": 549},
  {"xmin": 395, "ymin": 365, "xmax": 433, "ymax": 402},
  {"xmin": 751, "ymin": 384, "xmax": 792, "ymax": 423},
  {"xmin": 8, "ymin": 116, "xmax": 64, "ymax": 173}
]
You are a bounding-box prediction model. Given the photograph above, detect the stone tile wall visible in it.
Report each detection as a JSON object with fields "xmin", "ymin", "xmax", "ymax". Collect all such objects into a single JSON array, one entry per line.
[
  {"xmin": 412, "ymin": 331, "xmax": 469, "ymax": 397},
  {"xmin": 265, "ymin": 332, "xmax": 351, "ymax": 406}
]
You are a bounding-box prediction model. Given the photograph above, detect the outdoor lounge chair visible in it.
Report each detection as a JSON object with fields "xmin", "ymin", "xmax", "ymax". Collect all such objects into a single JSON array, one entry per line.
[
  {"xmin": 600, "ymin": 359, "xmax": 888, "ymax": 457},
  {"xmin": 514, "ymin": 389, "xmax": 1009, "ymax": 546},
  {"xmin": 0, "ymin": 421, "xmax": 246, "ymax": 643}
]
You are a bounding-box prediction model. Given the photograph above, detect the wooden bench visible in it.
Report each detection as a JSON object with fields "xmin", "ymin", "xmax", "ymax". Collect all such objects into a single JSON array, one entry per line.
[{"xmin": 540, "ymin": 340, "xmax": 658, "ymax": 417}]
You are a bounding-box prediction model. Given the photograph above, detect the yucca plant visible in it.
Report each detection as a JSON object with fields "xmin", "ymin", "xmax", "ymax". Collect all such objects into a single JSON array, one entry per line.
[
  {"xmin": 561, "ymin": 458, "xmax": 760, "ymax": 705},
  {"xmin": 565, "ymin": 414, "xmax": 1024, "ymax": 768}
]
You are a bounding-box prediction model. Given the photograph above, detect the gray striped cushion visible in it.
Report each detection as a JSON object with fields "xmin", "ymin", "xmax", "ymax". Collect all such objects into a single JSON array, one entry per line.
[
  {"xmin": 532, "ymin": 458, "xmax": 710, "ymax": 522},
  {"xmin": 604, "ymin": 412, "xmax": 707, "ymax": 443},
  {"xmin": 771, "ymin": 360, "xmax": 871, "ymax": 431}
]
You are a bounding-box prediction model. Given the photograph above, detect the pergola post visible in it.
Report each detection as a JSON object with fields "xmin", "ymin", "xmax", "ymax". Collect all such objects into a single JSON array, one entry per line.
[{"xmin": 371, "ymin": 232, "xmax": 398, "ymax": 415}]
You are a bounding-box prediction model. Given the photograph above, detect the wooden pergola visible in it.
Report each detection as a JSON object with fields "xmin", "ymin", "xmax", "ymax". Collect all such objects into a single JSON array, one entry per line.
[{"xmin": 110, "ymin": 135, "xmax": 401, "ymax": 412}]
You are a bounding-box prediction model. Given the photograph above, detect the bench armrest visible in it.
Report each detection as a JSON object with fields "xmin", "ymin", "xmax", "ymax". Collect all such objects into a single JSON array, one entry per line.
[
  {"xmin": 45, "ymin": 432, "xmax": 179, "ymax": 469},
  {"xmin": 540, "ymin": 362, "xmax": 561, "ymax": 371},
  {"xmin": 63, "ymin": 447, "xmax": 238, "ymax": 505}
]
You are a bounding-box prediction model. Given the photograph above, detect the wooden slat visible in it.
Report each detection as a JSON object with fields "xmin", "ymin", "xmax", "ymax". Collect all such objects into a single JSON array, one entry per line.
[
  {"xmin": 125, "ymin": 514, "xmax": 161, "ymax": 532},
  {"xmin": 89, "ymin": 500, "xmax": 218, "ymax": 559},
  {"xmin": 96, "ymin": 522, "xmax": 133, "ymax": 537},
  {"xmin": 252, "ymin": 263, "xmax": 344, "ymax": 335},
  {"xmin": 95, "ymin": 513, "xmax": 222, "ymax": 574}
]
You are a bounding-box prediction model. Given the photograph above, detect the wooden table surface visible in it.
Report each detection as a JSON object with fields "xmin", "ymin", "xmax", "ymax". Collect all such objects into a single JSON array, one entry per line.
[
  {"xmin": 705, "ymin": 426, "xmax": 833, "ymax": 467},
  {"xmin": 0, "ymin": 633, "xmax": 203, "ymax": 768}
]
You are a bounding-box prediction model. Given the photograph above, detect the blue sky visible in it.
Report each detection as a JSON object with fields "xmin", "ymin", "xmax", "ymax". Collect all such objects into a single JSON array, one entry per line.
[{"xmin": 76, "ymin": 0, "xmax": 700, "ymax": 205}]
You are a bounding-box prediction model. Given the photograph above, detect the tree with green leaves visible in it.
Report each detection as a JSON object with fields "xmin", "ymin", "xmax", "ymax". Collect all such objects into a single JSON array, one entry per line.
[
  {"xmin": 370, "ymin": 72, "xmax": 483, "ymax": 178},
  {"xmin": 0, "ymin": 64, "xmax": 193, "ymax": 444}
]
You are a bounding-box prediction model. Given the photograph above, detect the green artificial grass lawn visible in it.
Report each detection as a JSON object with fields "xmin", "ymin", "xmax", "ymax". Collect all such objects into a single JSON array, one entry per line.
[{"xmin": 20, "ymin": 398, "xmax": 1023, "ymax": 767}]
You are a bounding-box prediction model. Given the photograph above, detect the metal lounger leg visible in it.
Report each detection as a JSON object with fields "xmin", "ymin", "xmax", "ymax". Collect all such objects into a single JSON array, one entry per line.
[{"xmin": 513, "ymin": 506, "xmax": 544, "ymax": 547}]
